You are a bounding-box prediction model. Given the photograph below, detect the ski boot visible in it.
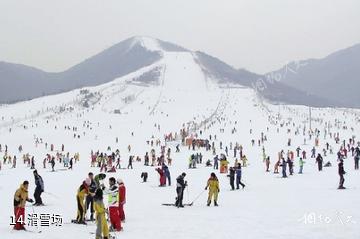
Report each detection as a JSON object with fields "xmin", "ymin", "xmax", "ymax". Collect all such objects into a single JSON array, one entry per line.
[{"xmin": 214, "ymin": 201, "xmax": 218, "ymax": 207}]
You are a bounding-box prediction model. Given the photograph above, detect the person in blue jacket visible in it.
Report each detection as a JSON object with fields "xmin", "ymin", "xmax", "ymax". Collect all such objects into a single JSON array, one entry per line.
[
  {"xmin": 162, "ymin": 164, "xmax": 171, "ymax": 186},
  {"xmin": 235, "ymin": 163, "xmax": 245, "ymax": 189}
]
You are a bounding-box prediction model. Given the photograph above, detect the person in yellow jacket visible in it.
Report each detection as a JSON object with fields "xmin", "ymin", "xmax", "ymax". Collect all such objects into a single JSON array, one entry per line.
[
  {"xmin": 94, "ymin": 188, "xmax": 110, "ymax": 239},
  {"xmin": 205, "ymin": 173, "xmax": 220, "ymax": 206},
  {"xmin": 72, "ymin": 178, "xmax": 91, "ymax": 224},
  {"xmin": 13, "ymin": 181, "xmax": 34, "ymax": 230}
]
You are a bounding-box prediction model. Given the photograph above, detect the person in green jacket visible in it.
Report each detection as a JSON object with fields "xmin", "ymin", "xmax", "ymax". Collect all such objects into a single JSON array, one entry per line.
[
  {"xmin": 298, "ymin": 158, "xmax": 305, "ymax": 174},
  {"xmin": 94, "ymin": 173, "xmax": 106, "ymax": 189}
]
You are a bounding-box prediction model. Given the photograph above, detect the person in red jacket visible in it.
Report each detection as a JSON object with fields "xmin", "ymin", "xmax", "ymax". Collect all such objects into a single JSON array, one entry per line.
[
  {"xmin": 117, "ymin": 178, "xmax": 126, "ymax": 222},
  {"xmin": 156, "ymin": 168, "xmax": 166, "ymax": 186}
]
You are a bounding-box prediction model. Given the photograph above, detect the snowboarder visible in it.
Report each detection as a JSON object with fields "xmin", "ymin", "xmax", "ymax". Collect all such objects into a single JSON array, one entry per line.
[
  {"xmin": 175, "ymin": 173, "xmax": 187, "ymax": 208},
  {"xmin": 33, "ymin": 170, "xmax": 44, "ymax": 206},
  {"xmin": 13, "ymin": 181, "xmax": 34, "ymax": 230},
  {"xmin": 205, "ymin": 172, "xmax": 220, "ymax": 206}
]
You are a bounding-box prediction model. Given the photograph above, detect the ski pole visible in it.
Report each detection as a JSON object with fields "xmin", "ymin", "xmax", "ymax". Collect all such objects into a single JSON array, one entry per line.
[{"xmin": 189, "ymin": 189, "xmax": 206, "ymax": 206}]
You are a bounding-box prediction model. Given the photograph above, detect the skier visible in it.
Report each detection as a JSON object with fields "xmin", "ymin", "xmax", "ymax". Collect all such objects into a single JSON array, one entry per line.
[
  {"xmin": 227, "ymin": 167, "xmax": 235, "ymax": 190},
  {"xmin": 156, "ymin": 168, "xmax": 166, "ymax": 186},
  {"xmin": 205, "ymin": 172, "xmax": 220, "ymax": 206},
  {"xmin": 74, "ymin": 178, "xmax": 91, "ymax": 224},
  {"xmin": 107, "ymin": 177, "xmax": 121, "ymax": 231},
  {"xmin": 86, "ymin": 172, "xmax": 96, "ymax": 221},
  {"xmin": 33, "ymin": 170, "xmax": 44, "ymax": 206},
  {"xmin": 338, "ymin": 159, "xmax": 346, "ymax": 189},
  {"xmin": 316, "ymin": 154, "xmax": 323, "ymax": 171},
  {"xmin": 235, "ymin": 163, "xmax": 245, "ymax": 189},
  {"xmin": 127, "ymin": 156, "xmax": 133, "ymax": 169},
  {"xmin": 117, "ymin": 178, "xmax": 126, "ymax": 222},
  {"xmin": 281, "ymin": 158, "xmax": 287, "ymax": 178},
  {"xmin": 13, "ymin": 181, "xmax": 34, "ymax": 230},
  {"xmin": 265, "ymin": 156, "xmax": 270, "ymax": 172},
  {"xmin": 162, "ymin": 164, "xmax": 171, "ymax": 186},
  {"xmin": 50, "ymin": 156, "xmax": 55, "ymax": 172},
  {"xmin": 298, "ymin": 158, "xmax": 305, "ymax": 174},
  {"xmin": 93, "ymin": 188, "xmax": 110, "ymax": 239},
  {"xmin": 175, "ymin": 173, "xmax": 187, "ymax": 208},
  {"xmin": 213, "ymin": 155, "xmax": 219, "ymax": 170},
  {"xmin": 287, "ymin": 157, "xmax": 294, "ymax": 175},
  {"xmin": 354, "ymin": 150, "xmax": 359, "ymax": 170}
]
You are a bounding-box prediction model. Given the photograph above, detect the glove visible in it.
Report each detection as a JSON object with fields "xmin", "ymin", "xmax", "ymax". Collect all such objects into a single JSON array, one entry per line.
[{"xmin": 28, "ymin": 199, "xmax": 34, "ymax": 203}]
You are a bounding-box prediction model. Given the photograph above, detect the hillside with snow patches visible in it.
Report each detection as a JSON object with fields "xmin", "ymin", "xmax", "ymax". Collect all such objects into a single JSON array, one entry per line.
[{"xmin": 0, "ymin": 37, "xmax": 360, "ymax": 239}]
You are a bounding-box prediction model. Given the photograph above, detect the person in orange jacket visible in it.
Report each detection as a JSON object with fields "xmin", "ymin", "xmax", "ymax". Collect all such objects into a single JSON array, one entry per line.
[
  {"xmin": 13, "ymin": 181, "xmax": 34, "ymax": 230},
  {"xmin": 117, "ymin": 178, "xmax": 126, "ymax": 222}
]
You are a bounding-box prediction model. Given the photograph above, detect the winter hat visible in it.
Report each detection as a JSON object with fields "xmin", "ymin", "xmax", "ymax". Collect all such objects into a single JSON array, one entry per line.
[
  {"xmin": 85, "ymin": 178, "xmax": 91, "ymax": 186},
  {"xmin": 117, "ymin": 178, "xmax": 124, "ymax": 184},
  {"xmin": 181, "ymin": 172, "xmax": 186, "ymax": 177}
]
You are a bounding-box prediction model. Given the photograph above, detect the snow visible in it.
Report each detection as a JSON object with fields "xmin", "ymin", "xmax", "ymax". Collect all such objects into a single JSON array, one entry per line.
[
  {"xmin": 130, "ymin": 36, "xmax": 162, "ymax": 52},
  {"xmin": 0, "ymin": 48, "xmax": 360, "ymax": 239}
]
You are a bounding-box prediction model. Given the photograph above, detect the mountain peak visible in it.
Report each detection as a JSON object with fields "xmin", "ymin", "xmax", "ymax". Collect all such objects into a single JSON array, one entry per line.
[
  {"xmin": 127, "ymin": 36, "xmax": 189, "ymax": 53},
  {"xmin": 129, "ymin": 36, "xmax": 162, "ymax": 52}
]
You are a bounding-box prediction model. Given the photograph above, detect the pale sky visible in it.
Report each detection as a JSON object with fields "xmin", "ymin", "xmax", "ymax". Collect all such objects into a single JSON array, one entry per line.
[{"xmin": 0, "ymin": 0, "xmax": 359, "ymax": 74}]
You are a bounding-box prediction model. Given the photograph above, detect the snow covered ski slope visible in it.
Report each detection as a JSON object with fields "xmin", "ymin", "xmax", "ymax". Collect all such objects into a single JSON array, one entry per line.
[{"xmin": 1, "ymin": 37, "xmax": 360, "ymax": 239}]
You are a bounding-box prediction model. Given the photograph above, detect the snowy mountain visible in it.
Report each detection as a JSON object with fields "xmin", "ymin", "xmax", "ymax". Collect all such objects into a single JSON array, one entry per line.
[
  {"xmin": 272, "ymin": 43, "xmax": 360, "ymax": 108},
  {"xmin": 0, "ymin": 36, "xmax": 335, "ymax": 107},
  {"xmin": 0, "ymin": 37, "xmax": 166, "ymax": 103},
  {"xmin": 1, "ymin": 37, "xmax": 360, "ymax": 239}
]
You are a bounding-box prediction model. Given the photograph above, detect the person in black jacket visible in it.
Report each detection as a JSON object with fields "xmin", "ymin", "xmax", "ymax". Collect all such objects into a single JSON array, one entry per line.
[
  {"xmin": 338, "ymin": 159, "xmax": 346, "ymax": 189},
  {"xmin": 33, "ymin": 170, "xmax": 44, "ymax": 206},
  {"xmin": 316, "ymin": 154, "xmax": 323, "ymax": 171},
  {"xmin": 175, "ymin": 173, "xmax": 187, "ymax": 208},
  {"xmin": 227, "ymin": 167, "xmax": 235, "ymax": 190},
  {"xmin": 86, "ymin": 172, "xmax": 97, "ymax": 221}
]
